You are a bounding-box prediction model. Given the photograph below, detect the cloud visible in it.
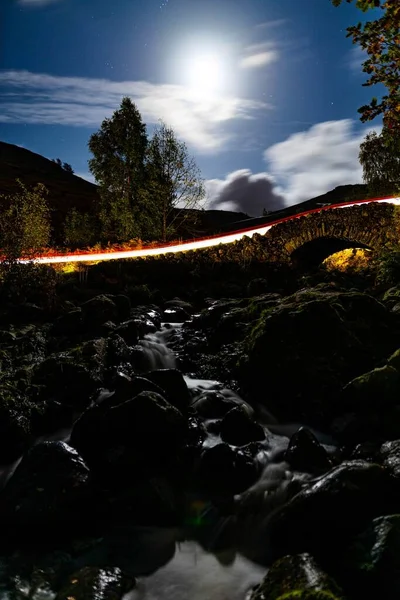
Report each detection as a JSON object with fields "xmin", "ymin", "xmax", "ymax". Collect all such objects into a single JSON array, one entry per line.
[
  {"xmin": 0, "ymin": 70, "xmax": 269, "ymax": 153},
  {"xmin": 74, "ymin": 172, "xmax": 96, "ymax": 184},
  {"xmin": 255, "ymin": 19, "xmax": 288, "ymax": 30},
  {"xmin": 206, "ymin": 169, "xmax": 286, "ymax": 217},
  {"xmin": 348, "ymin": 46, "xmax": 368, "ymax": 73},
  {"xmin": 264, "ymin": 119, "xmax": 377, "ymax": 203},
  {"xmin": 239, "ymin": 43, "xmax": 279, "ymax": 70},
  {"xmin": 207, "ymin": 119, "xmax": 379, "ymax": 215}
]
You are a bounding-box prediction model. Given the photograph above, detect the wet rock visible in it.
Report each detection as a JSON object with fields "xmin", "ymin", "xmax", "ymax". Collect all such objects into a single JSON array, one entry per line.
[
  {"xmin": 0, "ymin": 441, "xmax": 91, "ymax": 533},
  {"xmin": 114, "ymin": 319, "xmax": 140, "ymax": 345},
  {"xmin": 196, "ymin": 443, "xmax": 260, "ymax": 495},
  {"xmin": 162, "ymin": 306, "xmax": 190, "ymax": 323},
  {"xmin": 70, "ymin": 391, "xmax": 186, "ymax": 477},
  {"xmin": 81, "ymin": 295, "xmax": 119, "ymax": 330},
  {"xmin": 250, "ymin": 553, "xmax": 344, "ymax": 600},
  {"xmin": 146, "ymin": 368, "xmax": 191, "ymax": 413},
  {"xmin": 106, "ymin": 334, "xmax": 132, "ymax": 365},
  {"xmin": 285, "ymin": 427, "xmax": 333, "ymax": 473},
  {"xmin": 380, "ymin": 439, "xmax": 400, "ymax": 478},
  {"xmin": 131, "ymin": 306, "xmax": 162, "ymax": 330},
  {"xmin": 9, "ymin": 303, "xmax": 46, "ymax": 324},
  {"xmin": 220, "ymin": 406, "xmax": 265, "ymax": 447},
  {"xmin": 164, "ymin": 298, "xmax": 193, "ymax": 314},
  {"xmin": 342, "ymin": 515, "xmax": 400, "ymax": 599},
  {"xmin": 191, "ymin": 390, "xmax": 254, "ymax": 419},
  {"xmin": 267, "ymin": 460, "xmax": 397, "ymax": 563},
  {"xmin": 56, "ymin": 566, "xmax": 135, "ymax": 600}
]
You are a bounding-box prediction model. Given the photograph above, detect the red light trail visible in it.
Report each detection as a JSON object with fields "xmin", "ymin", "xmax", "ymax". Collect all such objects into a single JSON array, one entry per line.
[{"xmin": 19, "ymin": 195, "xmax": 400, "ymax": 264}]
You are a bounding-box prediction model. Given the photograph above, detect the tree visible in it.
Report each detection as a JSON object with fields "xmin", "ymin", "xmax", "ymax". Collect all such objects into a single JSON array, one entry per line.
[
  {"xmin": 0, "ymin": 180, "xmax": 55, "ymax": 306},
  {"xmin": 0, "ymin": 180, "xmax": 51, "ymax": 262},
  {"xmin": 359, "ymin": 128, "xmax": 400, "ymax": 186},
  {"xmin": 332, "ymin": 0, "xmax": 400, "ymax": 144},
  {"xmin": 63, "ymin": 207, "xmax": 99, "ymax": 248},
  {"xmin": 88, "ymin": 97, "xmax": 148, "ymax": 243},
  {"xmin": 62, "ymin": 162, "xmax": 74, "ymax": 174},
  {"xmin": 53, "ymin": 158, "xmax": 63, "ymax": 168},
  {"xmin": 146, "ymin": 121, "xmax": 205, "ymax": 241}
]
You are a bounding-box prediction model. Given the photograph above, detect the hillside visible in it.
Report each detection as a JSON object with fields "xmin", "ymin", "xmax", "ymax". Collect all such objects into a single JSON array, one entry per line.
[{"xmin": 1, "ymin": 140, "xmax": 393, "ymax": 241}]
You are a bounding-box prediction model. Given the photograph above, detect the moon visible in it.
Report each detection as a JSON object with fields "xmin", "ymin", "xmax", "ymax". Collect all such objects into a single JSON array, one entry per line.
[{"xmin": 187, "ymin": 54, "xmax": 225, "ymax": 96}]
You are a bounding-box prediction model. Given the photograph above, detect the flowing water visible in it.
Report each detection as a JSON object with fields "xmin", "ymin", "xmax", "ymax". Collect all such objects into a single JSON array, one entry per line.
[{"xmin": 0, "ymin": 321, "xmax": 335, "ymax": 599}]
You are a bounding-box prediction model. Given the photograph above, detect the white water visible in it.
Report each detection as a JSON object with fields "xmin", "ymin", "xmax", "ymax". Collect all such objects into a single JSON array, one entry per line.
[{"xmin": 124, "ymin": 541, "xmax": 265, "ymax": 600}]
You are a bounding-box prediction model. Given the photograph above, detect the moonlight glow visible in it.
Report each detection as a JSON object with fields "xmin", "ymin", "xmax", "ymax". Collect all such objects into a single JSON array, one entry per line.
[{"xmin": 187, "ymin": 53, "xmax": 225, "ymax": 96}]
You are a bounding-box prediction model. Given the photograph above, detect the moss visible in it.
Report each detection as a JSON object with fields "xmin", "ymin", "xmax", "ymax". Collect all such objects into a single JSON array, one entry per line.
[{"xmin": 276, "ymin": 591, "xmax": 342, "ymax": 600}]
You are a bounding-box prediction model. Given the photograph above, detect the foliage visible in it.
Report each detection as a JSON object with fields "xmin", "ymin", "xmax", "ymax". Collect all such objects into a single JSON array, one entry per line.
[
  {"xmin": 375, "ymin": 246, "xmax": 400, "ymax": 285},
  {"xmin": 63, "ymin": 208, "xmax": 99, "ymax": 248},
  {"xmin": 145, "ymin": 121, "xmax": 205, "ymax": 241},
  {"xmin": 88, "ymin": 97, "xmax": 148, "ymax": 243},
  {"xmin": 332, "ymin": 0, "xmax": 400, "ymax": 144},
  {"xmin": 52, "ymin": 158, "xmax": 74, "ymax": 174},
  {"xmin": 0, "ymin": 180, "xmax": 51, "ymax": 261},
  {"xmin": 0, "ymin": 180, "xmax": 58, "ymax": 307},
  {"xmin": 359, "ymin": 129, "xmax": 400, "ymax": 185}
]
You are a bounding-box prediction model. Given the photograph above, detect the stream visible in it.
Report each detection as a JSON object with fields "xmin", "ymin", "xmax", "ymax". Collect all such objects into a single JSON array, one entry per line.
[{"xmin": 0, "ymin": 321, "xmax": 337, "ymax": 599}]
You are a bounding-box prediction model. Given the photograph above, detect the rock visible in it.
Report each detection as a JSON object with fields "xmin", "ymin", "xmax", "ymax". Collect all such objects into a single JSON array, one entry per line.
[
  {"xmin": 70, "ymin": 391, "xmax": 186, "ymax": 477},
  {"xmin": 9, "ymin": 303, "xmax": 45, "ymax": 324},
  {"xmin": 266, "ymin": 460, "xmax": 397, "ymax": 563},
  {"xmin": 164, "ymin": 298, "xmax": 193, "ymax": 313},
  {"xmin": 380, "ymin": 439, "xmax": 400, "ymax": 478},
  {"xmin": 56, "ymin": 566, "xmax": 135, "ymax": 600},
  {"xmin": 81, "ymin": 295, "xmax": 119, "ymax": 330},
  {"xmin": 220, "ymin": 406, "xmax": 265, "ymax": 446},
  {"xmin": 52, "ymin": 309, "xmax": 83, "ymax": 336},
  {"xmin": 0, "ymin": 441, "xmax": 91, "ymax": 533},
  {"xmin": 196, "ymin": 443, "xmax": 260, "ymax": 495},
  {"xmin": 0, "ymin": 386, "xmax": 33, "ymax": 463},
  {"xmin": 106, "ymin": 334, "xmax": 132, "ymax": 365},
  {"xmin": 285, "ymin": 427, "xmax": 333, "ymax": 473},
  {"xmin": 250, "ymin": 553, "xmax": 344, "ymax": 600},
  {"xmin": 191, "ymin": 390, "xmax": 254, "ymax": 419},
  {"xmin": 342, "ymin": 515, "xmax": 400, "ymax": 599},
  {"xmin": 240, "ymin": 291, "xmax": 397, "ymax": 425},
  {"xmin": 145, "ymin": 369, "xmax": 191, "ymax": 413},
  {"xmin": 115, "ymin": 320, "xmax": 140, "ymax": 345},
  {"xmin": 341, "ymin": 365, "xmax": 400, "ymax": 412},
  {"xmin": 113, "ymin": 294, "xmax": 131, "ymax": 321}
]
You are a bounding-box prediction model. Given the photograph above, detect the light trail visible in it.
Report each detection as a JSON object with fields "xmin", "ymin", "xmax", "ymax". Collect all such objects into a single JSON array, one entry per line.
[{"xmin": 19, "ymin": 195, "xmax": 400, "ymax": 264}]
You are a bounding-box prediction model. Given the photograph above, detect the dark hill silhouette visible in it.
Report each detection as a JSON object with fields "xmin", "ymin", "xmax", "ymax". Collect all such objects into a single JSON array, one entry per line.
[{"xmin": 1, "ymin": 140, "xmax": 392, "ymax": 241}]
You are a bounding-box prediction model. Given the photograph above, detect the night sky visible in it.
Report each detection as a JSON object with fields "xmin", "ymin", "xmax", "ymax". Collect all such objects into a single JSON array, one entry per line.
[{"xmin": 0, "ymin": 0, "xmax": 384, "ymax": 216}]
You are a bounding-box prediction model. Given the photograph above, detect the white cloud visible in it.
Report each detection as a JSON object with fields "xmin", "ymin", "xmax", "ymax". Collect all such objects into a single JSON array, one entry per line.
[
  {"xmin": 0, "ymin": 70, "xmax": 269, "ymax": 153},
  {"xmin": 264, "ymin": 119, "xmax": 378, "ymax": 203},
  {"xmin": 206, "ymin": 169, "xmax": 286, "ymax": 216},
  {"xmin": 239, "ymin": 43, "xmax": 279, "ymax": 70},
  {"xmin": 74, "ymin": 172, "xmax": 96, "ymax": 184},
  {"xmin": 348, "ymin": 46, "xmax": 368, "ymax": 73},
  {"xmin": 207, "ymin": 119, "xmax": 379, "ymax": 214}
]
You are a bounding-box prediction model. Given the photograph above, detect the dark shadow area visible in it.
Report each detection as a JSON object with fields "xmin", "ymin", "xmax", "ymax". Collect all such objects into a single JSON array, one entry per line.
[{"xmin": 291, "ymin": 237, "xmax": 373, "ymax": 270}]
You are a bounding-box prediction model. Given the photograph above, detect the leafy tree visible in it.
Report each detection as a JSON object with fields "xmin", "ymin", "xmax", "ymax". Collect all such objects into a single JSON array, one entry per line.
[
  {"xmin": 0, "ymin": 180, "xmax": 56, "ymax": 306},
  {"xmin": 52, "ymin": 158, "xmax": 63, "ymax": 168},
  {"xmin": 359, "ymin": 129, "xmax": 400, "ymax": 187},
  {"xmin": 64, "ymin": 207, "xmax": 98, "ymax": 248},
  {"xmin": 146, "ymin": 121, "xmax": 205, "ymax": 241},
  {"xmin": 0, "ymin": 180, "xmax": 51, "ymax": 262},
  {"xmin": 62, "ymin": 162, "xmax": 74, "ymax": 174},
  {"xmin": 332, "ymin": 0, "xmax": 400, "ymax": 143},
  {"xmin": 88, "ymin": 97, "xmax": 148, "ymax": 243}
]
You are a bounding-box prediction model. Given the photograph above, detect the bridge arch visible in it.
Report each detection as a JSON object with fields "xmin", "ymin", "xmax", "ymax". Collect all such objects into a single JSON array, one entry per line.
[
  {"xmin": 263, "ymin": 203, "xmax": 398, "ymax": 266},
  {"xmin": 290, "ymin": 237, "xmax": 372, "ymax": 269}
]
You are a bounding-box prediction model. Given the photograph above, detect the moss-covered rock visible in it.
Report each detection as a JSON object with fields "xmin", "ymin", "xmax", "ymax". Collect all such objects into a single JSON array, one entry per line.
[
  {"xmin": 342, "ymin": 514, "xmax": 400, "ymax": 598},
  {"xmin": 239, "ymin": 291, "xmax": 397, "ymax": 424},
  {"xmin": 250, "ymin": 554, "xmax": 344, "ymax": 600}
]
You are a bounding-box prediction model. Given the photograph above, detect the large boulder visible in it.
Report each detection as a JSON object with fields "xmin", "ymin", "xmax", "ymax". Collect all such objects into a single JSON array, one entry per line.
[
  {"xmin": 264, "ymin": 461, "xmax": 397, "ymax": 563},
  {"xmin": 240, "ymin": 291, "xmax": 397, "ymax": 424},
  {"xmin": 0, "ymin": 442, "xmax": 91, "ymax": 535},
  {"xmin": 250, "ymin": 553, "xmax": 344, "ymax": 600},
  {"xmin": 81, "ymin": 295, "xmax": 119, "ymax": 330},
  {"xmin": 285, "ymin": 427, "xmax": 333, "ymax": 474},
  {"xmin": 220, "ymin": 405, "xmax": 265, "ymax": 447},
  {"xmin": 145, "ymin": 369, "xmax": 191, "ymax": 413},
  {"xmin": 70, "ymin": 390, "xmax": 186, "ymax": 478}
]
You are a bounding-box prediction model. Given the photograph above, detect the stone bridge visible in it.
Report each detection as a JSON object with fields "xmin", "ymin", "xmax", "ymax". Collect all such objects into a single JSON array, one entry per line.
[{"xmin": 251, "ymin": 201, "xmax": 400, "ymax": 268}]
